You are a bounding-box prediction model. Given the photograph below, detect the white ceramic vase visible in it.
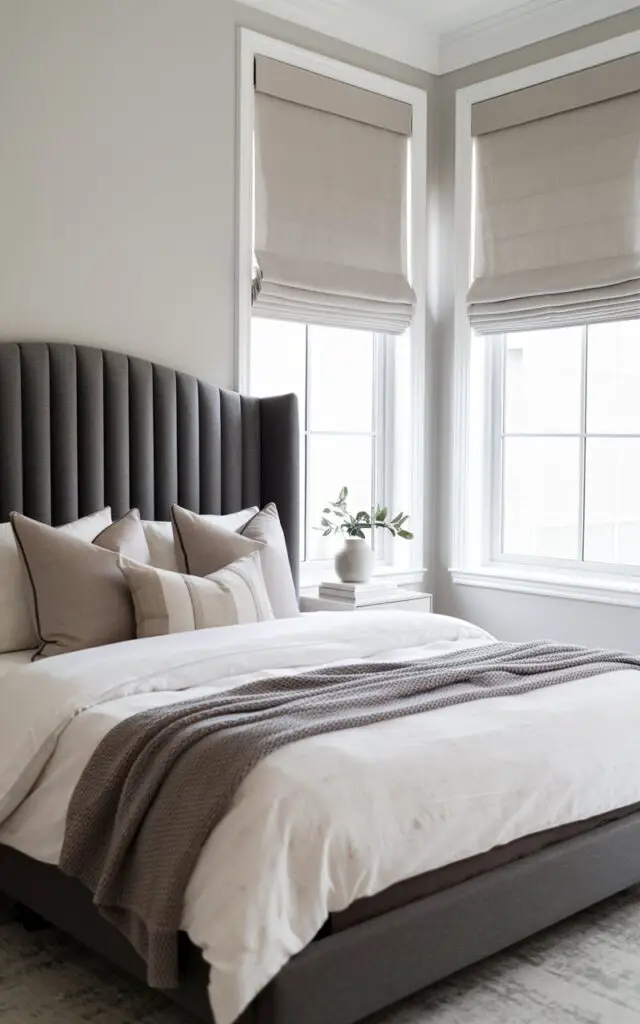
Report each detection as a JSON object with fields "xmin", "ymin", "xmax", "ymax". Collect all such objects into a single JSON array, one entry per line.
[{"xmin": 334, "ymin": 537, "xmax": 374, "ymax": 584}]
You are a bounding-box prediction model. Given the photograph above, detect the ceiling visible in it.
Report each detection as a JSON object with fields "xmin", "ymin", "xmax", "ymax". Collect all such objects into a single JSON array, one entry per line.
[{"xmin": 240, "ymin": 0, "xmax": 640, "ymax": 73}]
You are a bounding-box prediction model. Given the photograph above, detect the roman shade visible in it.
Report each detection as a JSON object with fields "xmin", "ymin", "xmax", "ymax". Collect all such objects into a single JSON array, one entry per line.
[
  {"xmin": 467, "ymin": 56, "xmax": 640, "ymax": 335},
  {"xmin": 252, "ymin": 57, "xmax": 416, "ymax": 335}
]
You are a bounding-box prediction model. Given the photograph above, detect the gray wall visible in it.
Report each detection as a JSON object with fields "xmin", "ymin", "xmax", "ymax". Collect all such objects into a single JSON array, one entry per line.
[
  {"xmin": 0, "ymin": 0, "xmax": 434, "ymax": 386},
  {"xmin": 434, "ymin": 8, "xmax": 640, "ymax": 648}
]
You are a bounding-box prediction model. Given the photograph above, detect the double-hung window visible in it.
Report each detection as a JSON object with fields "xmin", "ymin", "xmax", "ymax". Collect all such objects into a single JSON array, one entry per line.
[
  {"xmin": 241, "ymin": 36, "xmax": 426, "ymax": 578},
  {"xmin": 459, "ymin": 52, "xmax": 640, "ymax": 584}
]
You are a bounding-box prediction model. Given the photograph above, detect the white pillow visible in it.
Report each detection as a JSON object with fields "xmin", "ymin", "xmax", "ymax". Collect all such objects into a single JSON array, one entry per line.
[
  {"xmin": 142, "ymin": 508, "xmax": 258, "ymax": 572},
  {"xmin": 0, "ymin": 507, "xmax": 113, "ymax": 654}
]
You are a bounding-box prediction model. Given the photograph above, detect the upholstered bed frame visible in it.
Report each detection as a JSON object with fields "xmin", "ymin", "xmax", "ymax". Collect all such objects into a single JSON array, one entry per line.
[
  {"xmin": 2, "ymin": 340, "xmax": 640, "ymax": 1024},
  {"xmin": 0, "ymin": 341, "xmax": 299, "ymax": 585}
]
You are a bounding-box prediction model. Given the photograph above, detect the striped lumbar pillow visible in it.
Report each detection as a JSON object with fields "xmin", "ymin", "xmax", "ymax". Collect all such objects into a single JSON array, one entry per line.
[{"xmin": 118, "ymin": 551, "xmax": 274, "ymax": 639}]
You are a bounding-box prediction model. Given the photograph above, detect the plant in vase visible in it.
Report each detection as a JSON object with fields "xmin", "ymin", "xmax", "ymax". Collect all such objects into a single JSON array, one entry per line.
[{"xmin": 320, "ymin": 486, "xmax": 413, "ymax": 584}]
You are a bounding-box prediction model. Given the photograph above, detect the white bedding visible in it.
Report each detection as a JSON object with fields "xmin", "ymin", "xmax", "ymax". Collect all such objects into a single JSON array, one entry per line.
[
  {"xmin": 2, "ymin": 611, "xmax": 640, "ymax": 1024},
  {"xmin": 0, "ymin": 650, "xmax": 35, "ymax": 678}
]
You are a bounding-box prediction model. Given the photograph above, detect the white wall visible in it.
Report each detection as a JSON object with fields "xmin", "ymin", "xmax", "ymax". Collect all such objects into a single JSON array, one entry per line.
[
  {"xmin": 0, "ymin": 0, "xmax": 433, "ymax": 387},
  {"xmin": 434, "ymin": 7, "xmax": 640, "ymax": 650}
]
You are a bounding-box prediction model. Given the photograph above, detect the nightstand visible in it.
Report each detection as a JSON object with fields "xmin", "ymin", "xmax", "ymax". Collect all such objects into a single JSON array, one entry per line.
[{"xmin": 300, "ymin": 588, "xmax": 433, "ymax": 614}]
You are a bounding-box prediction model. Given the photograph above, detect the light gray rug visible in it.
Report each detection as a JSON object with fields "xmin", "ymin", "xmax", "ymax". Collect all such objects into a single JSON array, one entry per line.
[{"xmin": 2, "ymin": 888, "xmax": 640, "ymax": 1023}]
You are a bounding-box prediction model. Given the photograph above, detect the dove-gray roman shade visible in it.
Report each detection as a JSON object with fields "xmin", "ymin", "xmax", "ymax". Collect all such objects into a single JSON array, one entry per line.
[
  {"xmin": 467, "ymin": 54, "xmax": 640, "ymax": 335},
  {"xmin": 252, "ymin": 57, "xmax": 416, "ymax": 335}
]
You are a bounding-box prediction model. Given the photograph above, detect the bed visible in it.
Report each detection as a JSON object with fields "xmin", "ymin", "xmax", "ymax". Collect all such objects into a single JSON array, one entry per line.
[{"xmin": 2, "ymin": 340, "xmax": 640, "ymax": 1024}]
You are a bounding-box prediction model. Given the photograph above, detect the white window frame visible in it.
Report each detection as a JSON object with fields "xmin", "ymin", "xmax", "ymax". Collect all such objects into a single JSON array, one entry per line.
[
  {"xmin": 237, "ymin": 29, "xmax": 429, "ymax": 587},
  {"xmin": 451, "ymin": 27, "xmax": 640, "ymax": 608},
  {"xmin": 486, "ymin": 327, "xmax": 640, "ymax": 577}
]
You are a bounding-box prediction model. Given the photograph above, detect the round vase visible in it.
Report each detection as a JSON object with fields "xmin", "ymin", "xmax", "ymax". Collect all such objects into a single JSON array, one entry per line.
[{"xmin": 334, "ymin": 537, "xmax": 374, "ymax": 584}]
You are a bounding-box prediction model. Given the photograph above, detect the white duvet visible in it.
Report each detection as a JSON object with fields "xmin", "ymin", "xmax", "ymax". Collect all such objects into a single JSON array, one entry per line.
[{"xmin": 3, "ymin": 611, "xmax": 640, "ymax": 1024}]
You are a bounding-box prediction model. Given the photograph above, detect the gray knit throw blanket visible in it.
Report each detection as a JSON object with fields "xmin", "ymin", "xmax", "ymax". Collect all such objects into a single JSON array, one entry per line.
[{"xmin": 59, "ymin": 639, "xmax": 640, "ymax": 989}]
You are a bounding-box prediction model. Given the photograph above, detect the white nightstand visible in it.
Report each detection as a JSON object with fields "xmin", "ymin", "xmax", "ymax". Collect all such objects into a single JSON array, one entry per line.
[{"xmin": 300, "ymin": 587, "xmax": 433, "ymax": 614}]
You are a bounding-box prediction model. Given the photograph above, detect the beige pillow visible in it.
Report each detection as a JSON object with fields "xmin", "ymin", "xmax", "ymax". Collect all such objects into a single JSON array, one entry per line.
[
  {"xmin": 0, "ymin": 507, "xmax": 113, "ymax": 655},
  {"xmin": 142, "ymin": 508, "xmax": 259, "ymax": 572},
  {"xmin": 11, "ymin": 509, "xmax": 150, "ymax": 659},
  {"xmin": 171, "ymin": 503, "xmax": 299, "ymax": 619},
  {"xmin": 119, "ymin": 551, "xmax": 274, "ymax": 639}
]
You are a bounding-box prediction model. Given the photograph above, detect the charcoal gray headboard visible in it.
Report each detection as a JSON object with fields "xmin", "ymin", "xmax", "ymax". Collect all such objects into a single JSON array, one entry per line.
[{"xmin": 0, "ymin": 342, "xmax": 299, "ymax": 586}]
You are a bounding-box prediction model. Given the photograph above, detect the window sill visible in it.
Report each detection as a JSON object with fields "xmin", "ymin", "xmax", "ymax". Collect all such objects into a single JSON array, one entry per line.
[{"xmin": 450, "ymin": 565, "xmax": 640, "ymax": 608}]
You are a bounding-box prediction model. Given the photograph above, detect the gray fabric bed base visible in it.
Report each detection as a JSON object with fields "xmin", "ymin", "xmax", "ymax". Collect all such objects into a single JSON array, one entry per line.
[{"xmin": 3, "ymin": 808, "xmax": 640, "ymax": 1024}]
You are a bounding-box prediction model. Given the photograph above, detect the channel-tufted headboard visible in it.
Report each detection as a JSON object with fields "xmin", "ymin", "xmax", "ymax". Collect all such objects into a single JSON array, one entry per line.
[{"xmin": 0, "ymin": 342, "xmax": 299, "ymax": 587}]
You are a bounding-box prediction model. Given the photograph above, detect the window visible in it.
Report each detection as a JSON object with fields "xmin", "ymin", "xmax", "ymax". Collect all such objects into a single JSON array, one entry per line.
[
  {"xmin": 240, "ymin": 34, "xmax": 427, "ymax": 580},
  {"xmin": 250, "ymin": 318, "xmax": 403, "ymax": 566},
  {"xmin": 489, "ymin": 320, "xmax": 640, "ymax": 572}
]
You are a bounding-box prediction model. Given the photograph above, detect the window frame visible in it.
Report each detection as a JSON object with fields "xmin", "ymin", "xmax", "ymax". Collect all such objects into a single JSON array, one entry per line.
[
  {"xmin": 485, "ymin": 328, "xmax": 640, "ymax": 579},
  {"xmin": 451, "ymin": 28, "xmax": 640, "ymax": 604},
  {"xmin": 238, "ymin": 29, "xmax": 429, "ymax": 584},
  {"xmin": 251, "ymin": 321, "xmax": 390, "ymax": 570}
]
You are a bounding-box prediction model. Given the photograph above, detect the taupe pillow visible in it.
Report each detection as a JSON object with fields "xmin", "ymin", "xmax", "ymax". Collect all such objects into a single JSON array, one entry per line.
[
  {"xmin": 0, "ymin": 506, "xmax": 112, "ymax": 656},
  {"xmin": 171, "ymin": 503, "xmax": 299, "ymax": 619},
  {"xmin": 11, "ymin": 509, "xmax": 150, "ymax": 659},
  {"xmin": 119, "ymin": 551, "xmax": 274, "ymax": 639},
  {"xmin": 142, "ymin": 508, "xmax": 259, "ymax": 572}
]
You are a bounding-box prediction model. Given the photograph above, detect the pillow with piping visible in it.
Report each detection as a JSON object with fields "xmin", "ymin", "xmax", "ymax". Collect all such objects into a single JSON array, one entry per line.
[
  {"xmin": 142, "ymin": 508, "xmax": 259, "ymax": 572},
  {"xmin": 0, "ymin": 507, "xmax": 112, "ymax": 655},
  {"xmin": 171, "ymin": 503, "xmax": 299, "ymax": 619},
  {"xmin": 11, "ymin": 509, "xmax": 149, "ymax": 659}
]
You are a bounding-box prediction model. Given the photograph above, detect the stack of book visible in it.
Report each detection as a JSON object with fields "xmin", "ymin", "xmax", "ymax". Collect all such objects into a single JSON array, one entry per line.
[{"xmin": 318, "ymin": 581, "xmax": 404, "ymax": 607}]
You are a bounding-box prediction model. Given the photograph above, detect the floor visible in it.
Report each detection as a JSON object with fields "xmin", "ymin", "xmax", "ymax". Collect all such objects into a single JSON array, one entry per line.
[{"xmin": 2, "ymin": 887, "xmax": 640, "ymax": 1022}]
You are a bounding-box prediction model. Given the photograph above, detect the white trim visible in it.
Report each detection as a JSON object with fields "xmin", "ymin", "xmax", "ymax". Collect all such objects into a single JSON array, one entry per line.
[
  {"xmin": 238, "ymin": 29, "xmax": 428, "ymax": 573},
  {"xmin": 237, "ymin": 0, "xmax": 439, "ymax": 74},
  {"xmin": 451, "ymin": 566, "xmax": 640, "ymax": 609},
  {"xmin": 439, "ymin": 0, "xmax": 640, "ymax": 73},
  {"xmin": 451, "ymin": 29, "xmax": 640, "ymax": 585},
  {"xmin": 237, "ymin": 0, "xmax": 639, "ymax": 75},
  {"xmin": 237, "ymin": 28, "xmax": 255, "ymax": 394}
]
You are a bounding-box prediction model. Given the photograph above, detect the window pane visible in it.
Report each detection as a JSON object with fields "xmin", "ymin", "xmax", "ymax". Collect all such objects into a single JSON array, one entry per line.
[
  {"xmin": 504, "ymin": 328, "xmax": 582, "ymax": 435},
  {"xmin": 250, "ymin": 319, "xmax": 306, "ymax": 417},
  {"xmin": 584, "ymin": 438, "xmax": 640, "ymax": 566},
  {"xmin": 502, "ymin": 438, "xmax": 580, "ymax": 559},
  {"xmin": 587, "ymin": 320, "xmax": 640, "ymax": 434},
  {"xmin": 308, "ymin": 327, "xmax": 374, "ymax": 433},
  {"xmin": 306, "ymin": 435, "xmax": 373, "ymax": 560}
]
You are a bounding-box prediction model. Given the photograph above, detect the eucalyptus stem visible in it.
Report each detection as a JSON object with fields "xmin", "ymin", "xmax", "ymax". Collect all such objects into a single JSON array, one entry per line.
[{"xmin": 319, "ymin": 486, "xmax": 413, "ymax": 541}]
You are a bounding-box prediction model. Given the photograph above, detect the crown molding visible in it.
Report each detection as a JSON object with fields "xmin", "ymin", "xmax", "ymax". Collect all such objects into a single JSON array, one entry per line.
[
  {"xmin": 438, "ymin": 0, "xmax": 640, "ymax": 73},
  {"xmin": 237, "ymin": 0, "xmax": 439, "ymax": 73},
  {"xmin": 238, "ymin": 0, "xmax": 640, "ymax": 77}
]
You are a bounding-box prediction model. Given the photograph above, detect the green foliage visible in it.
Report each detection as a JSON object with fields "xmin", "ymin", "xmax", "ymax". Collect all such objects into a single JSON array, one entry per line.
[{"xmin": 319, "ymin": 487, "xmax": 413, "ymax": 540}]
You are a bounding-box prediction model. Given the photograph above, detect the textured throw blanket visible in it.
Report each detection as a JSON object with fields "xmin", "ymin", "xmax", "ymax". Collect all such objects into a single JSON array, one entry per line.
[{"xmin": 59, "ymin": 640, "xmax": 640, "ymax": 990}]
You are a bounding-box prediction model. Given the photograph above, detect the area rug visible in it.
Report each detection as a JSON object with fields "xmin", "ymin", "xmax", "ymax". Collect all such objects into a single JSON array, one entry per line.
[{"xmin": 2, "ymin": 887, "xmax": 640, "ymax": 1023}]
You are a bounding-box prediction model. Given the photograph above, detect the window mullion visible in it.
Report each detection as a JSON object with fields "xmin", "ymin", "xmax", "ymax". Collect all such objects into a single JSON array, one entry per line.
[
  {"xmin": 577, "ymin": 325, "xmax": 589, "ymax": 563},
  {"xmin": 371, "ymin": 335, "xmax": 382, "ymax": 559},
  {"xmin": 491, "ymin": 335, "xmax": 506, "ymax": 562}
]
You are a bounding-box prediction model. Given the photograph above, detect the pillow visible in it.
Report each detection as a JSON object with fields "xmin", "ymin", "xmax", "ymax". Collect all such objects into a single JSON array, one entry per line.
[
  {"xmin": 10, "ymin": 509, "xmax": 149, "ymax": 659},
  {"xmin": 143, "ymin": 508, "xmax": 259, "ymax": 572},
  {"xmin": 0, "ymin": 507, "xmax": 112, "ymax": 655},
  {"xmin": 171, "ymin": 503, "xmax": 299, "ymax": 619},
  {"xmin": 119, "ymin": 551, "xmax": 274, "ymax": 639}
]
